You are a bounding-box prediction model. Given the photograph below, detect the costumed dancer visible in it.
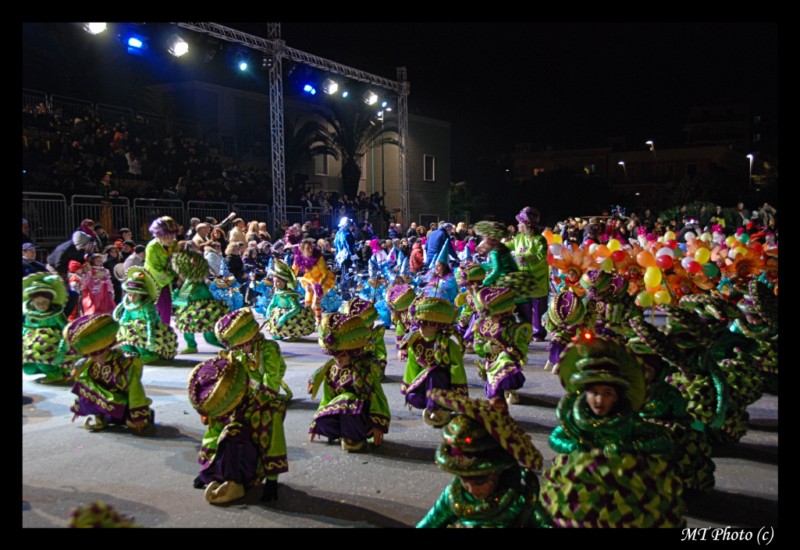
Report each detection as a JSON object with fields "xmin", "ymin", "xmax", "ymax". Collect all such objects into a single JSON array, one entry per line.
[
  {"xmin": 292, "ymin": 238, "xmax": 336, "ymax": 325},
  {"xmin": 343, "ymin": 296, "xmax": 387, "ymax": 375},
  {"xmin": 385, "ymin": 283, "xmax": 416, "ymax": 360},
  {"xmin": 80, "ymin": 253, "xmax": 115, "ymax": 315},
  {"xmin": 251, "ymin": 276, "xmax": 273, "ymax": 317},
  {"xmin": 417, "ymin": 389, "xmax": 550, "ymax": 528},
  {"xmin": 189, "ymin": 308, "xmax": 289, "ymax": 504},
  {"xmin": 420, "ymin": 248, "xmax": 459, "ymax": 305},
  {"xmin": 264, "ymin": 259, "xmax": 316, "ymax": 340},
  {"xmin": 542, "ymin": 288, "xmax": 586, "ymax": 374},
  {"xmin": 472, "ymin": 286, "xmax": 531, "ymax": 407},
  {"xmin": 507, "ymin": 206, "xmax": 550, "ymax": 341},
  {"xmin": 67, "ymin": 313, "xmax": 154, "ymax": 433},
  {"xmin": 144, "ymin": 216, "xmax": 180, "ymax": 325},
  {"xmin": 171, "ymin": 248, "xmax": 228, "ymax": 354},
  {"xmin": 540, "ymin": 334, "xmax": 685, "ymax": 528},
  {"xmin": 307, "ymin": 312, "xmax": 390, "ymax": 452},
  {"xmin": 730, "ymin": 279, "xmax": 778, "ymax": 394},
  {"xmin": 113, "ymin": 266, "xmax": 177, "ymax": 363},
  {"xmin": 209, "ymin": 275, "xmax": 244, "ymax": 312},
  {"xmin": 400, "ymin": 297, "xmax": 467, "ymax": 428},
  {"xmin": 628, "ymin": 317, "xmax": 716, "ymax": 492},
  {"xmin": 453, "ymin": 262, "xmax": 486, "ymax": 354},
  {"xmin": 580, "ymin": 268, "xmax": 642, "ymax": 342},
  {"xmin": 22, "ymin": 273, "xmax": 75, "ymax": 382}
]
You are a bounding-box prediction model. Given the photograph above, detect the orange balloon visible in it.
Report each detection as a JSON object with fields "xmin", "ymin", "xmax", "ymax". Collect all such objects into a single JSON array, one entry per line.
[
  {"xmin": 595, "ymin": 244, "xmax": 611, "ymax": 258},
  {"xmin": 636, "ymin": 250, "xmax": 657, "ymax": 268},
  {"xmin": 542, "ymin": 229, "xmax": 554, "ymax": 245}
]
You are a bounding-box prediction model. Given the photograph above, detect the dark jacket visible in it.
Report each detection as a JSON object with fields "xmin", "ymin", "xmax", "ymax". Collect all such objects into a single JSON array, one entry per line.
[{"xmin": 47, "ymin": 240, "xmax": 85, "ymax": 275}]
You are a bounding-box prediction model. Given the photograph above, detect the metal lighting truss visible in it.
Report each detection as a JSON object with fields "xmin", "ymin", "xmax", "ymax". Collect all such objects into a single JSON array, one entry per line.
[{"xmin": 177, "ymin": 22, "xmax": 411, "ymax": 225}]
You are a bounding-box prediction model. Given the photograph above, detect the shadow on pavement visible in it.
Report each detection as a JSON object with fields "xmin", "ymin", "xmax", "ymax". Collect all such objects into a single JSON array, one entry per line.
[
  {"xmin": 712, "ymin": 442, "xmax": 778, "ymax": 465},
  {"xmin": 685, "ymin": 488, "xmax": 779, "ymax": 527},
  {"xmin": 747, "ymin": 418, "xmax": 778, "ymax": 433},
  {"xmin": 368, "ymin": 440, "xmax": 436, "ymax": 463},
  {"xmin": 517, "ymin": 393, "xmax": 559, "ymax": 409}
]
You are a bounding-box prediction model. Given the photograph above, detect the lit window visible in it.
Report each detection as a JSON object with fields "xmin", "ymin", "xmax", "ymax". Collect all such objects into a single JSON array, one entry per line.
[{"xmin": 423, "ymin": 154, "xmax": 435, "ymax": 182}]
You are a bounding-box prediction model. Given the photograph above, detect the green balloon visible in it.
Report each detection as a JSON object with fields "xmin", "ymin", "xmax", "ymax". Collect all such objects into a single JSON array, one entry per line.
[
  {"xmin": 702, "ymin": 262, "xmax": 720, "ymax": 277},
  {"xmin": 738, "ymin": 233, "xmax": 751, "ymax": 243}
]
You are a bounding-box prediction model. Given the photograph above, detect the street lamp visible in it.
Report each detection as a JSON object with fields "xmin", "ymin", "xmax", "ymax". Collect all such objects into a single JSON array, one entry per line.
[
  {"xmin": 645, "ymin": 140, "xmax": 657, "ymax": 160},
  {"xmin": 746, "ymin": 153, "xmax": 754, "ymax": 187},
  {"xmin": 618, "ymin": 160, "xmax": 628, "ymax": 181}
]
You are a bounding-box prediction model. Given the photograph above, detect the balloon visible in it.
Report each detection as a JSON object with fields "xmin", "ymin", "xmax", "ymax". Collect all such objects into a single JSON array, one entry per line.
[
  {"xmin": 600, "ymin": 257, "xmax": 614, "ymax": 272},
  {"xmin": 702, "ymin": 262, "xmax": 720, "ymax": 277},
  {"xmin": 552, "ymin": 234, "xmax": 562, "ymax": 244},
  {"xmin": 636, "ymin": 291, "xmax": 654, "ymax": 308},
  {"xmin": 694, "ymin": 248, "xmax": 711, "ymax": 264},
  {"xmin": 636, "ymin": 250, "xmax": 657, "ymax": 268},
  {"xmin": 749, "ymin": 242, "xmax": 764, "ymax": 255},
  {"xmin": 589, "ymin": 243, "xmax": 598, "ymax": 255},
  {"xmin": 611, "ymin": 250, "xmax": 626, "ymax": 262},
  {"xmin": 585, "ymin": 238, "xmax": 595, "ymax": 246},
  {"xmin": 738, "ymin": 233, "xmax": 750, "ymax": 244},
  {"xmin": 681, "ymin": 256, "xmax": 693, "ymax": 270},
  {"xmin": 686, "ymin": 260, "xmax": 701, "ymax": 274},
  {"xmin": 595, "ymin": 244, "xmax": 610, "ymax": 258},
  {"xmin": 543, "ymin": 229, "xmax": 554, "ymax": 245},
  {"xmin": 549, "ymin": 243, "xmax": 563, "ymax": 257},
  {"xmin": 608, "ymin": 238, "xmax": 621, "ymax": 252},
  {"xmin": 665, "ymin": 239, "xmax": 678, "ymax": 249},
  {"xmin": 664, "ymin": 231, "xmax": 676, "ymax": 241},
  {"xmin": 726, "ymin": 236, "xmax": 737, "ymax": 248},
  {"xmin": 547, "ymin": 253, "xmax": 555, "ymax": 266},
  {"xmin": 733, "ymin": 246, "xmax": 748, "ymax": 257},
  {"xmin": 700, "ymin": 232, "xmax": 712, "ymax": 243},
  {"xmin": 656, "ymin": 255, "xmax": 673, "ymax": 270},
  {"xmin": 644, "ymin": 266, "xmax": 662, "ymax": 287},
  {"xmin": 637, "ymin": 236, "xmax": 648, "ymax": 248},
  {"xmin": 654, "ymin": 290, "xmax": 671, "ymax": 305},
  {"xmin": 656, "ymin": 247, "xmax": 674, "ymax": 258}
]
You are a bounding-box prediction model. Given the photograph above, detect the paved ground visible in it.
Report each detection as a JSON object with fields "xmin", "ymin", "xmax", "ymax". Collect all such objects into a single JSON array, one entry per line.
[{"xmin": 22, "ymin": 328, "xmax": 778, "ymax": 529}]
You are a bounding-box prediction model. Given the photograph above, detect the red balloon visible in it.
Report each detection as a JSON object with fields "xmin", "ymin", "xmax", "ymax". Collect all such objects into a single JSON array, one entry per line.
[
  {"xmin": 547, "ymin": 253, "xmax": 555, "ymax": 266},
  {"xmin": 611, "ymin": 250, "xmax": 626, "ymax": 262},
  {"xmin": 686, "ymin": 260, "xmax": 702, "ymax": 274},
  {"xmin": 665, "ymin": 239, "xmax": 678, "ymax": 250},
  {"xmin": 585, "ymin": 239, "xmax": 595, "ymax": 246},
  {"xmin": 656, "ymin": 255, "xmax": 674, "ymax": 270}
]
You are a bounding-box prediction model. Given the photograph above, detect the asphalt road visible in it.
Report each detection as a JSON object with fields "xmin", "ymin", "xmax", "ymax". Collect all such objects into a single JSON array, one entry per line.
[{"xmin": 22, "ymin": 328, "xmax": 778, "ymax": 529}]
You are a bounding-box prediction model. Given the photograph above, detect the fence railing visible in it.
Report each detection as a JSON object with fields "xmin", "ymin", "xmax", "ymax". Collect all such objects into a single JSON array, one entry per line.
[{"xmin": 23, "ymin": 192, "xmax": 70, "ymax": 244}]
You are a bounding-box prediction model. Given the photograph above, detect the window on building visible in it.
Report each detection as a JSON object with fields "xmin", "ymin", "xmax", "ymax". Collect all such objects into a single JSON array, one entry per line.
[
  {"xmin": 753, "ymin": 115, "xmax": 762, "ymax": 125},
  {"xmin": 314, "ymin": 154, "xmax": 328, "ymax": 176},
  {"xmin": 533, "ymin": 167, "xmax": 545, "ymax": 176},
  {"xmin": 423, "ymin": 154, "xmax": 435, "ymax": 181}
]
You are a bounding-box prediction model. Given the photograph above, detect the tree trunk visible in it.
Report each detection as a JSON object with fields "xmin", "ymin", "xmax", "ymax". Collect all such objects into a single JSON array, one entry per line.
[{"xmin": 342, "ymin": 159, "xmax": 361, "ymax": 198}]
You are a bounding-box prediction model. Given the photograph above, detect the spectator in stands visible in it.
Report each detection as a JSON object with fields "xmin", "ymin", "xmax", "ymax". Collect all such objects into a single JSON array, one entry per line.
[
  {"xmin": 22, "ymin": 242, "xmax": 48, "ymax": 277},
  {"xmin": 22, "ymin": 218, "xmax": 32, "ymax": 245},
  {"xmin": 425, "ymin": 222, "xmax": 457, "ymax": 269},
  {"xmin": 102, "ymin": 244, "xmax": 123, "ymax": 303},
  {"xmin": 245, "ymin": 221, "xmax": 261, "ymax": 243},
  {"xmin": 406, "ymin": 222, "xmax": 418, "ymax": 239},
  {"xmin": 228, "ymin": 218, "xmax": 247, "ymax": 246},
  {"xmin": 223, "ymin": 242, "xmax": 245, "ymax": 282},
  {"xmin": 185, "ymin": 218, "xmax": 201, "ymax": 241},
  {"xmin": 204, "ymin": 242, "xmax": 223, "ymax": 277},
  {"xmin": 192, "ymin": 223, "xmax": 212, "ymax": 250},
  {"xmin": 93, "ymin": 224, "xmax": 109, "ymax": 251},
  {"xmin": 258, "ymin": 223, "xmax": 272, "ymax": 242},
  {"xmin": 210, "ymin": 226, "xmax": 228, "ymax": 253},
  {"xmin": 120, "ymin": 239, "xmax": 137, "ymax": 261}
]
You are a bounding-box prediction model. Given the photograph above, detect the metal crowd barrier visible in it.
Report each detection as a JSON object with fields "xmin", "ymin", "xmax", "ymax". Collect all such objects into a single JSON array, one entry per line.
[
  {"xmin": 70, "ymin": 195, "xmax": 131, "ymax": 238},
  {"xmin": 187, "ymin": 201, "xmax": 231, "ymax": 227},
  {"xmin": 22, "ymin": 192, "xmax": 70, "ymax": 245},
  {"xmin": 132, "ymin": 198, "xmax": 185, "ymax": 242}
]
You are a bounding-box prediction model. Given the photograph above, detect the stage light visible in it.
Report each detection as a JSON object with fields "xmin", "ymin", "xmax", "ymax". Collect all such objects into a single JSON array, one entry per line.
[
  {"xmin": 322, "ymin": 78, "xmax": 339, "ymax": 95},
  {"xmin": 364, "ymin": 90, "xmax": 378, "ymax": 105},
  {"xmin": 262, "ymin": 54, "xmax": 273, "ymax": 70},
  {"xmin": 128, "ymin": 37, "xmax": 143, "ymax": 49},
  {"xmin": 381, "ymin": 100, "xmax": 388, "ymax": 108},
  {"xmin": 303, "ymin": 84, "xmax": 317, "ymax": 95},
  {"xmin": 168, "ymin": 35, "xmax": 188, "ymax": 57},
  {"xmin": 235, "ymin": 51, "xmax": 249, "ymax": 72},
  {"xmin": 342, "ymin": 90, "xmax": 349, "ymax": 98},
  {"xmin": 83, "ymin": 23, "xmax": 107, "ymax": 35}
]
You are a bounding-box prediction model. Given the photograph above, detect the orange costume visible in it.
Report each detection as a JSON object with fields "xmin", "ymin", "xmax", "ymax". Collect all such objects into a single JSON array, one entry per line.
[{"xmin": 292, "ymin": 248, "xmax": 335, "ymax": 323}]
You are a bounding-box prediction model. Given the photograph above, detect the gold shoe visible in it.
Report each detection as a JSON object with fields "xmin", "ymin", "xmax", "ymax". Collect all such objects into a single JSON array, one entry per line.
[
  {"xmin": 340, "ymin": 438, "xmax": 366, "ymax": 452},
  {"xmin": 206, "ymin": 481, "xmax": 246, "ymax": 504},
  {"xmin": 423, "ymin": 408, "xmax": 451, "ymax": 427},
  {"xmin": 83, "ymin": 415, "xmax": 107, "ymax": 432}
]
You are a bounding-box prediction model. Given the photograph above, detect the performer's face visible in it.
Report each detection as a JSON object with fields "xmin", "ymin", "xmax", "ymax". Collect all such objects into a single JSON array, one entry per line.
[
  {"xmin": 31, "ymin": 296, "xmax": 51, "ymax": 312},
  {"xmin": 459, "ymin": 474, "xmax": 500, "ymax": 500},
  {"xmin": 584, "ymin": 384, "xmax": 619, "ymax": 417}
]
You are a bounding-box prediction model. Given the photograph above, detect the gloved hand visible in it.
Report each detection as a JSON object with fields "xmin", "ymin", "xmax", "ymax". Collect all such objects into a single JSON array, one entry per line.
[{"xmin": 261, "ymin": 479, "xmax": 279, "ymax": 502}]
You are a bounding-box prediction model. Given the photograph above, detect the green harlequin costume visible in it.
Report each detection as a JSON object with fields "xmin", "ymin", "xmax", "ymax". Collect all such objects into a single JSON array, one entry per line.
[
  {"xmin": 22, "ymin": 273, "xmax": 76, "ymax": 381},
  {"xmin": 475, "ymin": 221, "xmax": 539, "ymax": 301},
  {"xmin": 190, "ymin": 308, "xmax": 289, "ymax": 504},
  {"xmin": 628, "ymin": 317, "xmax": 716, "ymax": 492},
  {"xmin": 264, "ymin": 259, "xmax": 315, "ymax": 340},
  {"xmin": 113, "ymin": 267, "xmax": 177, "ymax": 362},
  {"xmin": 308, "ymin": 313, "xmax": 391, "ymax": 448},
  {"xmin": 668, "ymin": 295, "xmax": 761, "ymax": 445},
  {"xmin": 67, "ymin": 314, "xmax": 154, "ymax": 431},
  {"xmin": 171, "ymin": 249, "xmax": 228, "ymax": 353},
  {"xmin": 540, "ymin": 335, "xmax": 686, "ymax": 528},
  {"xmin": 401, "ymin": 298, "xmax": 468, "ymax": 414},
  {"xmin": 580, "ymin": 269, "xmax": 642, "ymax": 343},
  {"xmin": 417, "ymin": 390, "xmax": 551, "ymax": 528},
  {"xmin": 343, "ymin": 297, "xmax": 387, "ymax": 373},
  {"xmin": 729, "ymin": 279, "xmax": 778, "ymax": 394},
  {"xmin": 386, "ymin": 284, "xmax": 416, "ymax": 355}
]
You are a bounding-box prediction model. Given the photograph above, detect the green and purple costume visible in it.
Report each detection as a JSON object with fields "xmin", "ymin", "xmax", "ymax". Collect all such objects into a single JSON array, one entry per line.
[{"xmin": 22, "ymin": 273, "xmax": 75, "ymax": 381}]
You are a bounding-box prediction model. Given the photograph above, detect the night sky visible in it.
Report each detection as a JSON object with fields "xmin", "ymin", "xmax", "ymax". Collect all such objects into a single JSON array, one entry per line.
[{"xmin": 23, "ymin": 22, "xmax": 778, "ymax": 182}]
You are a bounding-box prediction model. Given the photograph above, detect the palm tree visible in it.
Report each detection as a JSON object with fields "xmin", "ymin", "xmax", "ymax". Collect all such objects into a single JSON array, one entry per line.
[
  {"xmin": 315, "ymin": 102, "xmax": 399, "ymax": 199},
  {"xmin": 283, "ymin": 116, "xmax": 338, "ymax": 186}
]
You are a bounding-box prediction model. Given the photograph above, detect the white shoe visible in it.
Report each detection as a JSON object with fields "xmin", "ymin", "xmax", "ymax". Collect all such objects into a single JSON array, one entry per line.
[{"xmin": 505, "ymin": 390, "xmax": 519, "ymax": 405}]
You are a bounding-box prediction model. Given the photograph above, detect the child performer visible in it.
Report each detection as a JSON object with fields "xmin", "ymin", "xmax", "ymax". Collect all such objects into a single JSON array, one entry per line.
[
  {"xmin": 264, "ymin": 259, "xmax": 316, "ymax": 340},
  {"xmin": 22, "ymin": 273, "xmax": 74, "ymax": 382}
]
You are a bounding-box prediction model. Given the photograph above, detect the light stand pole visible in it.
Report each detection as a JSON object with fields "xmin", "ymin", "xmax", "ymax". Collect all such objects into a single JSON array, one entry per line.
[{"xmin": 746, "ymin": 153, "xmax": 754, "ymax": 188}]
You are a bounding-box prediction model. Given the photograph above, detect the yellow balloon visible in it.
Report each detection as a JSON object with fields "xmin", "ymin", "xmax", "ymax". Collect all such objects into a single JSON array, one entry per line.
[
  {"xmin": 643, "ymin": 266, "xmax": 662, "ymax": 287},
  {"xmin": 608, "ymin": 238, "xmax": 621, "ymax": 252},
  {"xmin": 726, "ymin": 236, "xmax": 737, "ymax": 248},
  {"xmin": 733, "ymin": 246, "xmax": 748, "ymax": 257},
  {"xmin": 654, "ymin": 290, "xmax": 671, "ymax": 305},
  {"xmin": 664, "ymin": 231, "xmax": 676, "ymax": 241},
  {"xmin": 600, "ymin": 257, "xmax": 614, "ymax": 272},
  {"xmin": 694, "ymin": 248, "xmax": 711, "ymax": 264},
  {"xmin": 552, "ymin": 234, "xmax": 563, "ymax": 244}
]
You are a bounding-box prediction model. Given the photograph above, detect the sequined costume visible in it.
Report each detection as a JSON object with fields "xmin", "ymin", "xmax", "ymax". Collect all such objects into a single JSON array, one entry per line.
[
  {"xmin": 308, "ymin": 313, "xmax": 390, "ymax": 450},
  {"xmin": 540, "ymin": 336, "xmax": 685, "ymax": 528},
  {"xmin": 22, "ymin": 273, "xmax": 75, "ymax": 381},
  {"xmin": 386, "ymin": 284, "xmax": 416, "ymax": 359},
  {"xmin": 171, "ymin": 250, "xmax": 227, "ymax": 353},
  {"xmin": 264, "ymin": 259, "xmax": 316, "ymax": 340},
  {"xmin": 730, "ymin": 279, "xmax": 778, "ymax": 394},
  {"xmin": 190, "ymin": 309, "xmax": 290, "ymax": 504},
  {"xmin": 293, "ymin": 247, "xmax": 336, "ymax": 323},
  {"xmin": 581, "ymin": 269, "xmax": 642, "ymax": 343},
  {"xmin": 542, "ymin": 288, "xmax": 586, "ymax": 372}
]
